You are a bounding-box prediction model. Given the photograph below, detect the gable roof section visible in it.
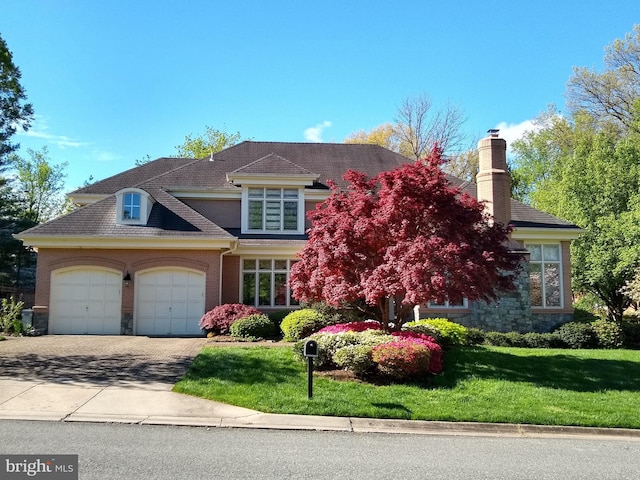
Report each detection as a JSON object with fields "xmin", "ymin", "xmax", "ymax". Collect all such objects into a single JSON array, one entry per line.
[
  {"xmin": 226, "ymin": 153, "xmax": 320, "ymax": 186},
  {"xmin": 18, "ymin": 186, "xmax": 235, "ymax": 249}
]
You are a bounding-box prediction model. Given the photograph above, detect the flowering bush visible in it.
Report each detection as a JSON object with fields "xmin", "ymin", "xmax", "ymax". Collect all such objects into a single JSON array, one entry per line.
[
  {"xmin": 372, "ymin": 340, "xmax": 432, "ymax": 380},
  {"xmin": 391, "ymin": 331, "xmax": 443, "ymax": 374},
  {"xmin": 199, "ymin": 303, "xmax": 261, "ymax": 335},
  {"xmin": 317, "ymin": 321, "xmax": 383, "ymax": 334},
  {"xmin": 294, "ymin": 330, "xmax": 392, "ymax": 368},
  {"xmin": 333, "ymin": 344, "xmax": 376, "ymax": 376}
]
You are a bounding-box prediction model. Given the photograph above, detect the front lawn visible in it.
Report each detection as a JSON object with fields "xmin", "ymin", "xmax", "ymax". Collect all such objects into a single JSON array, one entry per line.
[{"xmin": 173, "ymin": 345, "xmax": 640, "ymax": 428}]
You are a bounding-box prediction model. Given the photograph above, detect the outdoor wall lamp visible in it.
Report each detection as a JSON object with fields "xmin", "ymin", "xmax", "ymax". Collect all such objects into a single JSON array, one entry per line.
[{"xmin": 123, "ymin": 271, "xmax": 132, "ymax": 287}]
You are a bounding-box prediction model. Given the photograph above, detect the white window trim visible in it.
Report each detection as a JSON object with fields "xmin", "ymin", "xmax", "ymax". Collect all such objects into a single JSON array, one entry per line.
[
  {"xmin": 115, "ymin": 188, "xmax": 154, "ymax": 225},
  {"xmin": 525, "ymin": 242, "xmax": 564, "ymax": 309},
  {"xmin": 427, "ymin": 298, "xmax": 469, "ymax": 309},
  {"xmin": 241, "ymin": 186, "xmax": 305, "ymax": 235},
  {"xmin": 240, "ymin": 258, "xmax": 300, "ymax": 308}
]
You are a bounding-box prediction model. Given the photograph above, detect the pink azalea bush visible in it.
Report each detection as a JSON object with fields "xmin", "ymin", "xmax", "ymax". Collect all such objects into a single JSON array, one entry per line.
[
  {"xmin": 317, "ymin": 321, "xmax": 383, "ymax": 334},
  {"xmin": 372, "ymin": 339, "xmax": 432, "ymax": 380},
  {"xmin": 199, "ymin": 303, "xmax": 261, "ymax": 335},
  {"xmin": 391, "ymin": 331, "xmax": 443, "ymax": 374}
]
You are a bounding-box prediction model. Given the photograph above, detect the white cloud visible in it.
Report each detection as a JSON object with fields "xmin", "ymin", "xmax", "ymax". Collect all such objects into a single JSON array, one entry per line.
[
  {"xmin": 493, "ymin": 120, "xmax": 541, "ymax": 152},
  {"xmin": 304, "ymin": 121, "xmax": 332, "ymax": 142},
  {"xmin": 17, "ymin": 115, "xmax": 88, "ymax": 149}
]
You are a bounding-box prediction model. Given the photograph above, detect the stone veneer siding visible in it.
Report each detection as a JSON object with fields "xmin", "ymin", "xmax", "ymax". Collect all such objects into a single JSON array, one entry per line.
[{"xmin": 419, "ymin": 259, "xmax": 574, "ymax": 333}]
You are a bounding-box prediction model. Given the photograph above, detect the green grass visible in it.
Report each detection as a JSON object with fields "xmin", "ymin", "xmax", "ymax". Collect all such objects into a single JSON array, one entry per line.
[{"xmin": 173, "ymin": 345, "xmax": 640, "ymax": 428}]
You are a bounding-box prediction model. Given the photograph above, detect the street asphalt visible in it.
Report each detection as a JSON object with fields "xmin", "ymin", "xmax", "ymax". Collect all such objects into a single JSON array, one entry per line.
[{"xmin": 1, "ymin": 335, "xmax": 639, "ymax": 441}]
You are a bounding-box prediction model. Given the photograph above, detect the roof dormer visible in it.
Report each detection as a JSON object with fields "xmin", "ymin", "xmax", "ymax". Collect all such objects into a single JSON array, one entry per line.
[{"xmin": 115, "ymin": 188, "xmax": 155, "ymax": 225}]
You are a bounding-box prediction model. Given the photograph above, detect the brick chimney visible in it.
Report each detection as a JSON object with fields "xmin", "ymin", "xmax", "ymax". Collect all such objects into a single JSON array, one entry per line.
[{"xmin": 476, "ymin": 129, "xmax": 511, "ymax": 227}]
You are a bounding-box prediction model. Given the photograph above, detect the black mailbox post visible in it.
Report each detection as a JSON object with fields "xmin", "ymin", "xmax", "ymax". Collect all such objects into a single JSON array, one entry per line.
[{"xmin": 303, "ymin": 340, "xmax": 318, "ymax": 399}]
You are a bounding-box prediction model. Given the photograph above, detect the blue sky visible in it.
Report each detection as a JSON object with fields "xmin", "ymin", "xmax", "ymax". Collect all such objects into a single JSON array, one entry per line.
[{"xmin": 2, "ymin": 1, "xmax": 639, "ymax": 191}]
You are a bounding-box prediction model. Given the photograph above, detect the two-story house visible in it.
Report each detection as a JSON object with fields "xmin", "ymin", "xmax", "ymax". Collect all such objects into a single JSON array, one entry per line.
[{"xmin": 17, "ymin": 134, "xmax": 582, "ymax": 336}]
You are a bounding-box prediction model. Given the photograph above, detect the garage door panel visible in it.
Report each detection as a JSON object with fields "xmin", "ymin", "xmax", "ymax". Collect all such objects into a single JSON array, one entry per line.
[
  {"xmin": 50, "ymin": 268, "xmax": 121, "ymax": 335},
  {"xmin": 135, "ymin": 269, "xmax": 205, "ymax": 336}
]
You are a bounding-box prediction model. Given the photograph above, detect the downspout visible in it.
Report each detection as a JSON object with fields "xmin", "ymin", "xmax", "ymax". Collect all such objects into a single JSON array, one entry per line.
[{"xmin": 219, "ymin": 239, "xmax": 238, "ymax": 306}]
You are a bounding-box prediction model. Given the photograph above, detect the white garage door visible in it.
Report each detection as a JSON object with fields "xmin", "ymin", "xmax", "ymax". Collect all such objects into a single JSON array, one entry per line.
[
  {"xmin": 135, "ymin": 269, "xmax": 205, "ymax": 336},
  {"xmin": 50, "ymin": 268, "xmax": 122, "ymax": 335}
]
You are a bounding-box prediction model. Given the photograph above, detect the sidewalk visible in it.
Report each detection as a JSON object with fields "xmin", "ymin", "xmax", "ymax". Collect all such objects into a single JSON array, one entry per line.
[{"xmin": 2, "ymin": 377, "xmax": 640, "ymax": 441}]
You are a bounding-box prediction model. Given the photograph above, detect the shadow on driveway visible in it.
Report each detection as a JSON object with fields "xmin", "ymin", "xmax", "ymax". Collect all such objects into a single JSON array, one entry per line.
[{"xmin": 0, "ymin": 336, "xmax": 207, "ymax": 386}]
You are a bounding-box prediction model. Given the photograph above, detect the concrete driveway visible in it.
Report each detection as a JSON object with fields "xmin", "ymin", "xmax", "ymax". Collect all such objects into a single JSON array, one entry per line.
[{"xmin": 0, "ymin": 335, "xmax": 208, "ymax": 387}]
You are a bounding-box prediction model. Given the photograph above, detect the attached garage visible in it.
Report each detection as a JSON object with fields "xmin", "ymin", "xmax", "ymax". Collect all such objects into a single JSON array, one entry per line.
[
  {"xmin": 135, "ymin": 268, "xmax": 205, "ymax": 336},
  {"xmin": 49, "ymin": 267, "xmax": 122, "ymax": 335}
]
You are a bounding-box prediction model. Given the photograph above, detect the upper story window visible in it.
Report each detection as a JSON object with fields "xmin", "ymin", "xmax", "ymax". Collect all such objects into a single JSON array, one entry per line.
[
  {"xmin": 123, "ymin": 193, "xmax": 141, "ymax": 220},
  {"xmin": 526, "ymin": 243, "xmax": 562, "ymax": 308},
  {"xmin": 115, "ymin": 188, "xmax": 154, "ymax": 225},
  {"xmin": 243, "ymin": 187, "xmax": 302, "ymax": 233}
]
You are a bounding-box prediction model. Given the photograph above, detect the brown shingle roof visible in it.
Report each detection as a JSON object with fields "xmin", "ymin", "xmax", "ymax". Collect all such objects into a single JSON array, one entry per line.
[{"xmin": 20, "ymin": 141, "xmax": 580, "ymax": 242}]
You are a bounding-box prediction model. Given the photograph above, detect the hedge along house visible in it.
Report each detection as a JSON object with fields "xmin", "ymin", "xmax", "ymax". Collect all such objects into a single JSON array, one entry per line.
[{"xmin": 16, "ymin": 134, "xmax": 582, "ymax": 336}]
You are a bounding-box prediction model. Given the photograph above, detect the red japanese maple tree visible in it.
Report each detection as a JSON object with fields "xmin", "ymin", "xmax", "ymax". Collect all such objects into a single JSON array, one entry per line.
[{"xmin": 289, "ymin": 149, "xmax": 521, "ymax": 329}]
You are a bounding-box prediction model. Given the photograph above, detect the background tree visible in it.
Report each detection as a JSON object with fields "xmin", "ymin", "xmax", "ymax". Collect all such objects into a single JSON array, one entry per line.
[
  {"xmin": 512, "ymin": 104, "xmax": 640, "ymax": 321},
  {"xmin": 567, "ymin": 24, "xmax": 640, "ymax": 133},
  {"xmin": 0, "ymin": 33, "xmax": 34, "ymax": 167},
  {"xmin": 290, "ymin": 149, "xmax": 519, "ymax": 329},
  {"xmin": 394, "ymin": 94, "xmax": 467, "ymax": 159},
  {"xmin": 344, "ymin": 123, "xmax": 399, "ymax": 151},
  {"xmin": 175, "ymin": 125, "xmax": 243, "ymax": 158},
  {"xmin": 9, "ymin": 146, "xmax": 68, "ymax": 223}
]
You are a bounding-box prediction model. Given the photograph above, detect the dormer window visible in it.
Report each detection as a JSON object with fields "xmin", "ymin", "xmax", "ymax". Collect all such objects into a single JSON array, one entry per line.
[
  {"xmin": 241, "ymin": 187, "xmax": 303, "ymax": 234},
  {"xmin": 116, "ymin": 188, "xmax": 154, "ymax": 225},
  {"xmin": 123, "ymin": 192, "xmax": 141, "ymax": 220}
]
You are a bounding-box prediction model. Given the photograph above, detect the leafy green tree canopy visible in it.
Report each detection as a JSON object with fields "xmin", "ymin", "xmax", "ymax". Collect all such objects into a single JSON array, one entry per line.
[
  {"xmin": 175, "ymin": 125, "xmax": 243, "ymax": 158},
  {"xmin": 0, "ymin": 33, "xmax": 33, "ymax": 167}
]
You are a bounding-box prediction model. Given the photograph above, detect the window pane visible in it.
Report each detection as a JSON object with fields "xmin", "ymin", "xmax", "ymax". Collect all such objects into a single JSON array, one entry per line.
[
  {"xmin": 248, "ymin": 201, "xmax": 263, "ymax": 229},
  {"xmin": 530, "ymin": 263, "xmax": 543, "ymax": 307},
  {"xmin": 265, "ymin": 201, "xmax": 281, "ymax": 230},
  {"xmin": 543, "ymin": 244, "xmax": 560, "ymax": 262},
  {"xmin": 248, "ymin": 188, "xmax": 263, "ymax": 198},
  {"xmin": 274, "ymin": 260, "xmax": 287, "ymax": 270},
  {"xmin": 123, "ymin": 193, "xmax": 141, "ymax": 220},
  {"xmin": 266, "ymin": 188, "xmax": 281, "ymax": 199},
  {"xmin": 243, "ymin": 259, "xmax": 256, "ymax": 270},
  {"xmin": 527, "ymin": 244, "xmax": 542, "ymax": 261},
  {"xmin": 274, "ymin": 273, "xmax": 287, "ymax": 306},
  {"xmin": 283, "ymin": 202, "xmax": 298, "ymax": 230},
  {"xmin": 283, "ymin": 189, "xmax": 298, "ymax": 199},
  {"xmin": 258, "ymin": 273, "xmax": 271, "ymax": 306},
  {"xmin": 544, "ymin": 264, "xmax": 561, "ymax": 307},
  {"xmin": 243, "ymin": 273, "xmax": 255, "ymax": 306},
  {"xmin": 259, "ymin": 259, "xmax": 271, "ymax": 270}
]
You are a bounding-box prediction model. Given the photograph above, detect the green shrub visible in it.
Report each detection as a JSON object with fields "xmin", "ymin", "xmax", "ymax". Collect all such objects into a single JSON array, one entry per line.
[
  {"xmin": 281, "ymin": 309, "xmax": 328, "ymax": 341},
  {"xmin": 622, "ymin": 316, "xmax": 640, "ymax": 349},
  {"xmin": 1, "ymin": 297, "xmax": 24, "ymax": 334},
  {"xmin": 372, "ymin": 341, "xmax": 432, "ymax": 380},
  {"xmin": 573, "ymin": 306, "xmax": 599, "ymax": 324},
  {"xmin": 554, "ymin": 322, "xmax": 598, "ymax": 349},
  {"xmin": 522, "ymin": 332, "xmax": 564, "ymax": 349},
  {"xmin": 333, "ymin": 344, "xmax": 376, "ymax": 376},
  {"xmin": 483, "ymin": 331, "xmax": 514, "ymax": 347},
  {"xmin": 229, "ymin": 314, "xmax": 275, "ymax": 340},
  {"xmin": 405, "ymin": 318, "xmax": 468, "ymax": 347},
  {"xmin": 465, "ymin": 328, "xmax": 485, "ymax": 346},
  {"xmin": 199, "ymin": 303, "xmax": 262, "ymax": 335},
  {"xmin": 267, "ymin": 310, "xmax": 290, "ymax": 335},
  {"xmin": 301, "ymin": 301, "xmax": 363, "ymax": 325},
  {"xmin": 591, "ymin": 318, "xmax": 624, "ymax": 349},
  {"xmin": 402, "ymin": 321, "xmax": 441, "ymax": 342}
]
